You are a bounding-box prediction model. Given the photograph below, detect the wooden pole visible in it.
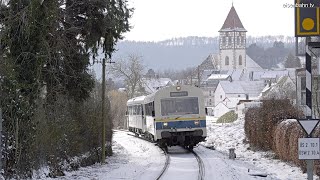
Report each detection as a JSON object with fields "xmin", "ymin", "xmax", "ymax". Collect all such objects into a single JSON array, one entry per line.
[{"xmin": 101, "ymin": 58, "xmax": 106, "ymax": 164}]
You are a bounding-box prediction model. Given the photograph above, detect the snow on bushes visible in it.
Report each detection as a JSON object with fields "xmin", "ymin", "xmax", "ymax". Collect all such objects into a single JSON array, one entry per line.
[
  {"xmin": 244, "ymin": 99, "xmax": 303, "ymax": 151},
  {"xmin": 243, "ymin": 99, "xmax": 320, "ymax": 175}
]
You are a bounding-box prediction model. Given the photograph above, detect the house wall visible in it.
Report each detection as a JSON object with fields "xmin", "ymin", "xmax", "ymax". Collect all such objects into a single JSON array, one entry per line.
[
  {"xmin": 214, "ymin": 84, "xmax": 226, "ymax": 106},
  {"xmin": 214, "ymin": 103, "xmax": 230, "ymax": 117},
  {"xmin": 214, "ymin": 83, "xmax": 246, "ymax": 107},
  {"xmin": 202, "ymin": 87, "xmax": 216, "ymax": 107},
  {"xmin": 226, "ymin": 93, "xmax": 246, "ymax": 99},
  {"xmin": 236, "ymin": 101, "xmax": 262, "ymax": 117}
]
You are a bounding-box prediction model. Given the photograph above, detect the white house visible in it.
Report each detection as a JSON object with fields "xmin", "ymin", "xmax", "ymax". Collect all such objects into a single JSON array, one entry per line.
[
  {"xmin": 260, "ymin": 75, "xmax": 296, "ymax": 101},
  {"xmin": 214, "ymin": 102, "xmax": 230, "ymax": 117},
  {"xmin": 236, "ymin": 100, "xmax": 262, "ymax": 117},
  {"xmin": 141, "ymin": 78, "xmax": 173, "ymax": 94},
  {"xmin": 214, "ymin": 81, "xmax": 247, "ymax": 107}
]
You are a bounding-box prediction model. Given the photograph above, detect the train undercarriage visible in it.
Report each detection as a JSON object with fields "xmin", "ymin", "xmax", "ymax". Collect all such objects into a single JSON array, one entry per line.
[
  {"xmin": 129, "ymin": 127, "xmax": 206, "ymax": 151},
  {"xmin": 158, "ymin": 130, "xmax": 205, "ymax": 151}
]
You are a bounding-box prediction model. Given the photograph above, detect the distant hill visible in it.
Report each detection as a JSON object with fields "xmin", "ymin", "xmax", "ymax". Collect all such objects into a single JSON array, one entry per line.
[
  {"xmin": 112, "ymin": 36, "xmax": 219, "ymax": 71},
  {"xmin": 92, "ymin": 36, "xmax": 295, "ymax": 79}
]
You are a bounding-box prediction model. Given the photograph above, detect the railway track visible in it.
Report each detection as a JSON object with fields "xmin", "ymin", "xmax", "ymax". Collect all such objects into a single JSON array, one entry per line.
[
  {"xmin": 120, "ymin": 130, "xmax": 205, "ymax": 180},
  {"xmin": 156, "ymin": 147, "xmax": 205, "ymax": 180},
  {"xmin": 190, "ymin": 149, "xmax": 205, "ymax": 180},
  {"xmin": 156, "ymin": 147, "xmax": 170, "ymax": 180}
]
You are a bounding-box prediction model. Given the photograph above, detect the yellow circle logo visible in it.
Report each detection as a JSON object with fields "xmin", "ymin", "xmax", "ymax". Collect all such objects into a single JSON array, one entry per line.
[{"xmin": 302, "ymin": 18, "xmax": 315, "ymax": 31}]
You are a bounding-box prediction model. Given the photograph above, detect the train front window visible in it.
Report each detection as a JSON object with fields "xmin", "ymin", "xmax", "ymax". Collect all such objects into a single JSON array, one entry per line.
[{"xmin": 161, "ymin": 97, "xmax": 199, "ymax": 116}]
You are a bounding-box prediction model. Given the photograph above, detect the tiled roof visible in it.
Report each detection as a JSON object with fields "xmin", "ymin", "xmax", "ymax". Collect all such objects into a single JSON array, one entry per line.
[{"xmin": 219, "ymin": 6, "xmax": 246, "ymax": 32}]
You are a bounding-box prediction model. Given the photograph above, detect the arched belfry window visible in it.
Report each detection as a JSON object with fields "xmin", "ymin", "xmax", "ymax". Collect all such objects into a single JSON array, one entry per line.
[
  {"xmin": 239, "ymin": 55, "xmax": 242, "ymax": 65},
  {"xmin": 225, "ymin": 56, "xmax": 229, "ymax": 65}
]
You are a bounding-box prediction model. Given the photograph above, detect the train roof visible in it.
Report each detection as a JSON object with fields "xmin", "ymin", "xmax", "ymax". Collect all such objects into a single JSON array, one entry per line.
[
  {"xmin": 144, "ymin": 85, "xmax": 203, "ymax": 103},
  {"xmin": 127, "ymin": 95, "xmax": 146, "ymax": 105}
]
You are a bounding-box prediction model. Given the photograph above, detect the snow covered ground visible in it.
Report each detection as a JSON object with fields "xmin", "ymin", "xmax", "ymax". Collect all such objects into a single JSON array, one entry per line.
[
  {"xmin": 35, "ymin": 116, "xmax": 320, "ymax": 180},
  {"xmin": 204, "ymin": 116, "xmax": 319, "ymax": 180},
  {"xmin": 36, "ymin": 130, "xmax": 165, "ymax": 180}
]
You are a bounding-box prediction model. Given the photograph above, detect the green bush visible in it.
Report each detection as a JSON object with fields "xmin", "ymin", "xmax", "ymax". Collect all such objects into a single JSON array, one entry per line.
[{"xmin": 216, "ymin": 110, "xmax": 238, "ymax": 123}]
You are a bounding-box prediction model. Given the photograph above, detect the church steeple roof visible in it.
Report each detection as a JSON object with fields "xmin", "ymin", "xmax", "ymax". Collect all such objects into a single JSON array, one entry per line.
[{"xmin": 219, "ymin": 5, "xmax": 247, "ymax": 32}]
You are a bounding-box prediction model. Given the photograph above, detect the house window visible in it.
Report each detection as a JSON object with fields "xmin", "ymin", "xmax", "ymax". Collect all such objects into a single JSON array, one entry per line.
[
  {"xmin": 239, "ymin": 55, "xmax": 242, "ymax": 65},
  {"xmin": 225, "ymin": 56, "xmax": 229, "ymax": 65}
]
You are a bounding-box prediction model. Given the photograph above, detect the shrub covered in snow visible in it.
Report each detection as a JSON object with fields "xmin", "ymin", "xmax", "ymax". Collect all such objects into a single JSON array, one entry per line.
[
  {"xmin": 216, "ymin": 110, "xmax": 238, "ymax": 123},
  {"xmin": 242, "ymin": 99, "xmax": 320, "ymax": 175},
  {"xmin": 244, "ymin": 99, "xmax": 303, "ymax": 151}
]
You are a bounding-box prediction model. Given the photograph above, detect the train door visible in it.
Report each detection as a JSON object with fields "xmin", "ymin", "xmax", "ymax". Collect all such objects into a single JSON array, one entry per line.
[{"xmin": 142, "ymin": 104, "xmax": 146, "ymax": 132}]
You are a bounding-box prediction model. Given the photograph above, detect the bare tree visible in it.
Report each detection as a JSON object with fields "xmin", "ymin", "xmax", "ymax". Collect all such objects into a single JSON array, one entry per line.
[
  {"xmin": 108, "ymin": 55, "xmax": 145, "ymax": 98},
  {"xmin": 108, "ymin": 90, "xmax": 128, "ymax": 129}
]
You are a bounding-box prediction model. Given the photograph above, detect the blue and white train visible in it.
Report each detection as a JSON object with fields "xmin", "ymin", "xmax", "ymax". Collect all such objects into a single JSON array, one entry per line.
[{"xmin": 126, "ymin": 85, "xmax": 206, "ymax": 150}]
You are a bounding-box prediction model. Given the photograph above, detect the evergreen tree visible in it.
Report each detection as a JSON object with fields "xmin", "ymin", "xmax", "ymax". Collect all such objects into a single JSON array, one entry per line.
[
  {"xmin": 284, "ymin": 52, "xmax": 301, "ymax": 68},
  {"xmin": 0, "ymin": 0, "xmax": 132, "ymax": 178}
]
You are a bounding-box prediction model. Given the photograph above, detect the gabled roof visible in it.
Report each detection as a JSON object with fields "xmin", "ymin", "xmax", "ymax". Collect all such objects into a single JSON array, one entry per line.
[
  {"xmin": 240, "ymin": 81, "xmax": 265, "ymax": 98},
  {"xmin": 219, "ymin": 5, "xmax": 246, "ymax": 32},
  {"xmin": 219, "ymin": 81, "xmax": 245, "ymax": 94},
  {"xmin": 246, "ymin": 55, "xmax": 263, "ymax": 71}
]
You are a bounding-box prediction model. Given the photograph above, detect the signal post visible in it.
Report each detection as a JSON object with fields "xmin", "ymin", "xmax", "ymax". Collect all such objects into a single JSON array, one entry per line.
[{"xmin": 295, "ymin": 1, "xmax": 320, "ymax": 179}]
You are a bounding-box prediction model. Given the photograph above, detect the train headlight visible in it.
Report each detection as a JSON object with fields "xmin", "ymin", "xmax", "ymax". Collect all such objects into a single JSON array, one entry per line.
[
  {"xmin": 163, "ymin": 122, "xmax": 168, "ymax": 127},
  {"xmin": 176, "ymin": 86, "xmax": 181, "ymax": 91},
  {"xmin": 194, "ymin": 120, "xmax": 200, "ymax": 125}
]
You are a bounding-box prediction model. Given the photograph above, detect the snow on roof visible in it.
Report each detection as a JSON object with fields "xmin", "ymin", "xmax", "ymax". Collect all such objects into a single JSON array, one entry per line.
[
  {"xmin": 142, "ymin": 78, "xmax": 173, "ymax": 94},
  {"xmin": 127, "ymin": 95, "xmax": 146, "ymax": 104},
  {"xmin": 230, "ymin": 69, "xmax": 243, "ymax": 81},
  {"xmin": 251, "ymin": 70, "xmax": 290, "ymax": 80},
  {"xmin": 261, "ymin": 84, "xmax": 272, "ymax": 93},
  {"xmin": 202, "ymin": 70, "xmax": 214, "ymax": 81},
  {"xmin": 240, "ymin": 81, "xmax": 265, "ymax": 98},
  {"xmin": 260, "ymin": 70, "xmax": 288, "ymax": 79},
  {"xmin": 219, "ymin": 81, "xmax": 245, "ymax": 94},
  {"xmin": 246, "ymin": 55, "xmax": 263, "ymax": 71},
  {"xmin": 207, "ymin": 74, "xmax": 230, "ymax": 80}
]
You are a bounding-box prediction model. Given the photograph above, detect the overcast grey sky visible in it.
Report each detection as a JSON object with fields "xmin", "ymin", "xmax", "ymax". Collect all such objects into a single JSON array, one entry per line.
[{"xmin": 123, "ymin": 0, "xmax": 295, "ymax": 42}]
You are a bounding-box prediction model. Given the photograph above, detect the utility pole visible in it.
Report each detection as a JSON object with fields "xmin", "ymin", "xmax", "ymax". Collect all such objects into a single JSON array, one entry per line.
[
  {"xmin": 197, "ymin": 65, "xmax": 200, "ymax": 87},
  {"xmin": 0, "ymin": 108, "xmax": 2, "ymax": 172},
  {"xmin": 100, "ymin": 56, "xmax": 115, "ymax": 164},
  {"xmin": 101, "ymin": 57, "xmax": 106, "ymax": 164}
]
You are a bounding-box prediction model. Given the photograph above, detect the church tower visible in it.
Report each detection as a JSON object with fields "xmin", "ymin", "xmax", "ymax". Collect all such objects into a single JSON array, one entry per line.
[{"xmin": 219, "ymin": 5, "xmax": 247, "ymax": 70}]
